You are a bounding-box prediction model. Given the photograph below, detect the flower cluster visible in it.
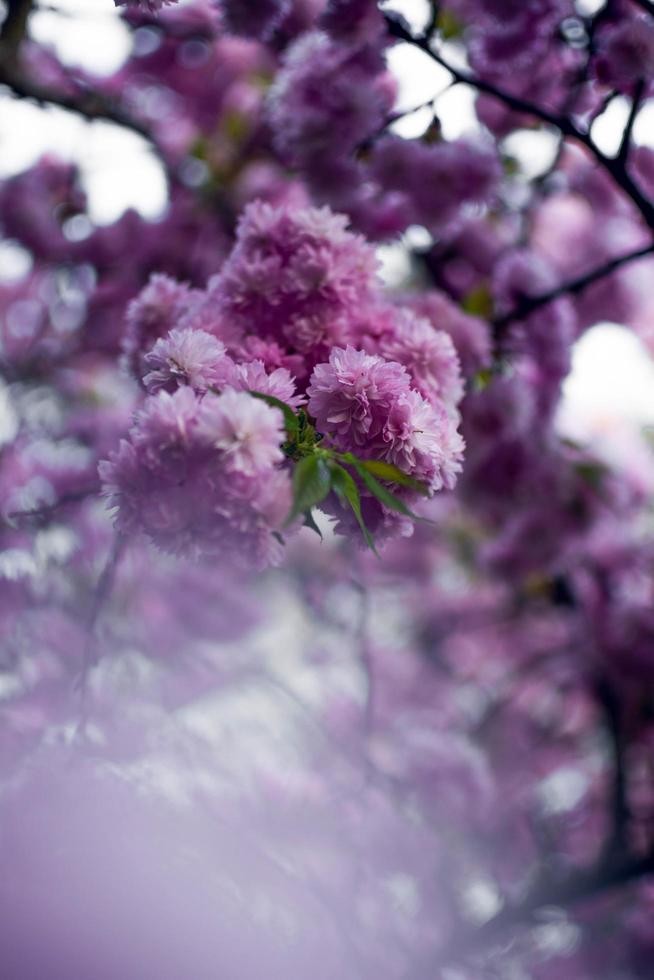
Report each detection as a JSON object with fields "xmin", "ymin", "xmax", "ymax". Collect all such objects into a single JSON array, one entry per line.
[
  {"xmin": 6, "ymin": 5, "xmax": 654, "ymax": 979},
  {"xmin": 100, "ymin": 386, "xmax": 290, "ymax": 569},
  {"xmin": 210, "ymin": 199, "xmax": 381, "ymax": 364},
  {"xmin": 104, "ymin": 201, "xmax": 465, "ymax": 561}
]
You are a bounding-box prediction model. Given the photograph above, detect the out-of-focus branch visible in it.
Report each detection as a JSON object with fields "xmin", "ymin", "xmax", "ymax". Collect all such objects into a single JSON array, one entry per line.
[
  {"xmin": 5, "ymin": 484, "xmax": 100, "ymax": 527},
  {"xmin": 596, "ymin": 676, "xmax": 631, "ymax": 858},
  {"xmin": 410, "ymin": 848, "xmax": 654, "ymax": 976},
  {"xmin": 0, "ymin": 63, "xmax": 157, "ymax": 145},
  {"xmin": 0, "ymin": 0, "xmax": 34, "ymax": 51},
  {"xmin": 0, "ymin": 54, "xmax": 175, "ymax": 186},
  {"xmin": 631, "ymin": 0, "xmax": 654, "ymax": 14},
  {"xmin": 492, "ymin": 241, "xmax": 654, "ymax": 334},
  {"xmin": 75, "ymin": 532, "xmax": 126, "ymax": 734}
]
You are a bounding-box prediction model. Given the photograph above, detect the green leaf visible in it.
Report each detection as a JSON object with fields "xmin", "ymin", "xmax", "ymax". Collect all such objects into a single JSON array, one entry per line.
[
  {"xmin": 285, "ymin": 454, "xmax": 331, "ymax": 526},
  {"xmin": 249, "ymin": 391, "xmax": 298, "ymax": 440},
  {"xmin": 437, "ymin": 8, "xmax": 464, "ymax": 40},
  {"xmin": 355, "ymin": 458, "xmax": 429, "ymax": 496},
  {"xmin": 575, "ymin": 460, "xmax": 607, "ymax": 491},
  {"xmin": 472, "ymin": 368, "xmax": 493, "ymax": 391},
  {"xmin": 343, "ymin": 455, "xmax": 429, "ymax": 524},
  {"xmin": 461, "ymin": 283, "xmax": 494, "ymax": 319},
  {"xmin": 330, "ymin": 463, "xmax": 379, "ymax": 556}
]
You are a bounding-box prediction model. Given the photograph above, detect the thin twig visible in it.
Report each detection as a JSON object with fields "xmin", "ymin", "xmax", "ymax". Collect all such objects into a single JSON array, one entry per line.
[
  {"xmin": 617, "ymin": 78, "xmax": 645, "ymax": 165},
  {"xmin": 412, "ymin": 848, "xmax": 654, "ymax": 975},
  {"xmin": 75, "ymin": 533, "xmax": 126, "ymax": 730},
  {"xmin": 0, "ymin": 0, "xmax": 34, "ymax": 50},
  {"xmin": 5, "ymin": 484, "xmax": 99, "ymax": 527},
  {"xmin": 384, "ymin": 13, "xmax": 654, "ymax": 230},
  {"xmin": 0, "ymin": 64, "xmax": 169, "ymax": 172},
  {"xmin": 492, "ymin": 241, "xmax": 654, "ymax": 334},
  {"xmin": 596, "ymin": 676, "xmax": 630, "ymax": 858}
]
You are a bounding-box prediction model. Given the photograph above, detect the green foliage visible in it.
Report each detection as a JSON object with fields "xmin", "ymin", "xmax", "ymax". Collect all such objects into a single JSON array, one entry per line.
[
  {"xmin": 461, "ymin": 283, "xmax": 494, "ymax": 319},
  {"xmin": 353, "ymin": 458, "xmax": 430, "ymax": 495},
  {"xmin": 329, "ymin": 462, "xmax": 378, "ymax": 555},
  {"xmin": 285, "ymin": 454, "xmax": 332, "ymax": 526},
  {"xmin": 341, "ymin": 454, "xmax": 429, "ymax": 523},
  {"xmin": 258, "ymin": 395, "xmax": 432, "ymax": 550}
]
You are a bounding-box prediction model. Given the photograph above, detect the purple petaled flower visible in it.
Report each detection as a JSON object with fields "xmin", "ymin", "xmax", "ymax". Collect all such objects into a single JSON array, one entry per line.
[
  {"xmin": 143, "ymin": 328, "xmax": 237, "ymax": 394},
  {"xmin": 369, "ymin": 136, "xmax": 501, "ymax": 234},
  {"xmin": 595, "ymin": 17, "xmax": 654, "ymax": 92},
  {"xmin": 196, "ymin": 388, "xmax": 285, "ymax": 476},
  {"xmin": 378, "ymin": 312, "xmax": 464, "ymax": 411},
  {"xmin": 123, "ymin": 274, "xmax": 197, "ymax": 380},
  {"xmin": 234, "ymin": 360, "xmax": 304, "ymax": 409},
  {"xmin": 307, "ymin": 346, "xmax": 411, "ymax": 449},
  {"xmin": 100, "ymin": 387, "xmax": 291, "ymax": 567},
  {"xmin": 213, "ymin": 200, "xmax": 379, "ymax": 356},
  {"xmin": 402, "ymin": 290, "xmax": 492, "ymax": 378},
  {"xmin": 267, "ymin": 31, "xmax": 394, "ymax": 168},
  {"xmin": 381, "ymin": 389, "xmax": 465, "ymax": 492},
  {"xmin": 320, "ymin": 0, "xmax": 387, "ymax": 42}
]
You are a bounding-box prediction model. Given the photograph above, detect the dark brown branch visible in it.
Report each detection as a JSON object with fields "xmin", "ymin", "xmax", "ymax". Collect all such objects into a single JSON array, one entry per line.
[
  {"xmin": 409, "ymin": 848, "xmax": 654, "ymax": 976},
  {"xmin": 5, "ymin": 484, "xmax": 99, "ymax": 526},
  {"xmin": 0, "ymin": 63, "xmax": 167, "ymax": 167},
  {"xmin": 596, "ymin": 676, "xmax": 630, "ymax": 858},
  {"xmin": 617, "ymin": 78, "xmax": 645, "ymax": 165},
  {"xmin": 385, "ymin": 12, "xmax": 574, "ymax": 134},
  {"xmin": 0, "ymin": 0, "xmax": 33, "ymax": 49},
  {"xmin": 384, "ymin": 13, "xmax": 654, "ymax": 231},
  {"xmin": 492, "ymin": 241, "xmax": 654, "ymax": 333},
  {"xmin": 75, "ymin": 533, "xmax": 126, "ymax": 735}
]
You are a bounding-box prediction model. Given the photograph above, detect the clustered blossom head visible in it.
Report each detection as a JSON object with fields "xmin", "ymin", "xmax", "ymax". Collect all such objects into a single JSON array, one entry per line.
[
  {"xmin": 143, "ymin": 329, "xmax": 233, "ymax": 394},
  {"xmin": 123, "ymin": 275, "xmax": 200, "ymax": 381},
  {"xmin": 377, "ymin": 311, "xmax": 464, "ymax": 411},
  {"xmin": 268, "ymin": 30, "xmax": 395, "ymax": 172},
  {"xmin": 369, "ymin": 135, "xmax": 502, "ymax": 235},
  {"xmin": 266, "ymin": 28, "xmax": 502, "ymax": 241},
  {"xmin": 211, "ymin": 200, "xmax": 381, "ymax": 363},
  {"xmin": 100, "ymin": 386, "xmax": 290, "ymax": 569},
  {"xmin": 401, "ymin": 289, "xmax": 492, "ymax": 379},
  {"xmin": 307, "ymin": 345, "xmax": 464, "ymax": 493},
  {"xmin": 106, "ymin": 200, "xmax": 466, "ymax": 560}
]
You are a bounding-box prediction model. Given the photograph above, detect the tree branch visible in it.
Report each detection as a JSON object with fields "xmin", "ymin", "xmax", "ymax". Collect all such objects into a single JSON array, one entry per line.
[
  {"xmin": 492, "ymin": 241, "xmax": 654, "ymax": 334},
  {"xmin": 630, "ymin": 0, "xmax": 654, "ymax": 14},
  {"xmin": 5, "ymin": 484, "xmax": 100, "ymax": 527},
  {"xmin": 596, "ymin": 676, "xmax": 631, "ymax": 858},
  {"xmin": 0, "ymin": 0, "xmax": 33, "ymax": 50},
  {"xmin": 0, "ymin": 63, "xmax": 167, "ymax": 167},
  {"xmin": 617, "ymin": 78, "xmax": 645, "ymax": 165},
  {"xmin": 385, "ymin": 12, "xmax": 574, "ymax": 134},
  {"xmin": 384, "ymin": 12, "xmax": 654, "ymax": 230},
  {"xmin": 410, "ymin": 848, "xmax": 654, "ymax": 976}
]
